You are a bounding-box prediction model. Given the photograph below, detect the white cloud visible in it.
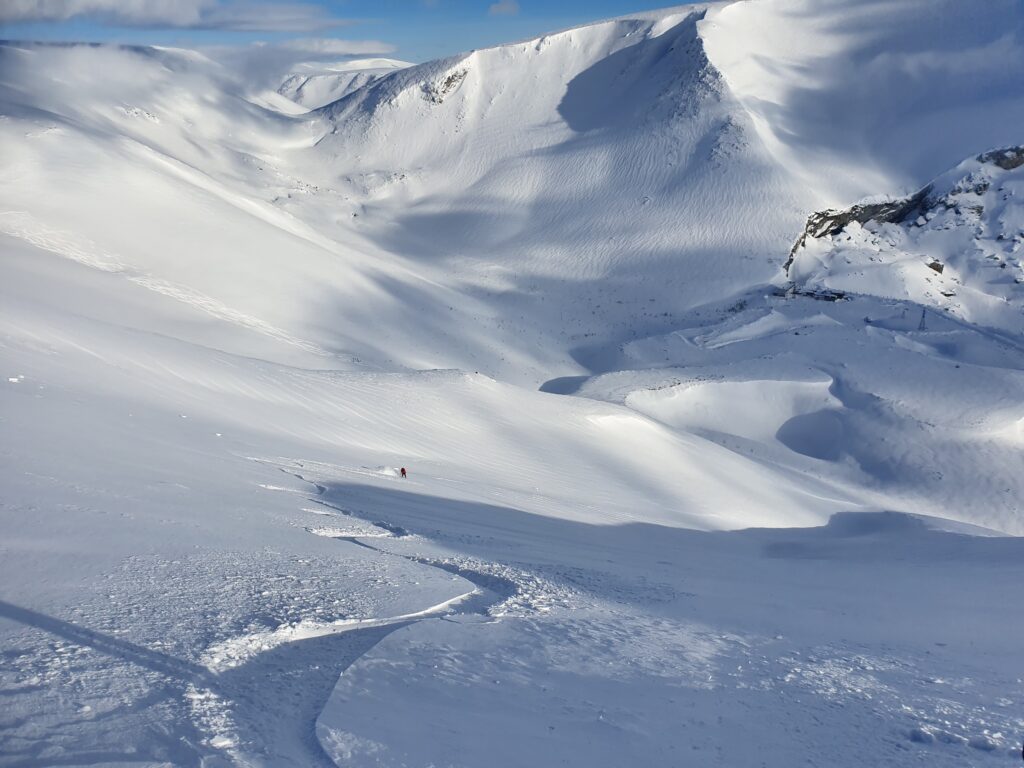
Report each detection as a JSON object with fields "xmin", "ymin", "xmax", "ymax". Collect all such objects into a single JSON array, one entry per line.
[
  {"xmin": 488, "ymin": 0, "xmax": 519, "ymax": 16},
  {"xmin": 207, "ymin": 37, "xmax": 401, "ymax": 91},
  {"xmin": 0, "ymin": 0, "xmax": 350, "ymax": 32},
  {"xmin": 201, "ymin": 3, "xmax": 350, "ymax": 32},
  {"xmin": 275, "ymin": 38, "xmax": 396, "ymax": 56},
  {"xmin": 0, "ymin": 0, "xmax": 208, "ymax": 25}
]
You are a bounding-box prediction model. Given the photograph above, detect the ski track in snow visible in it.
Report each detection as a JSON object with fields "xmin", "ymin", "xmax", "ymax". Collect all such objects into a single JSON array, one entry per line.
[
  {"xmin": 0, "ymin": 474, "xmax": 529, "ymax": 767},
  {"xmin": 164, "ymin": 466, "xmax": 552, "ymax": 767}
]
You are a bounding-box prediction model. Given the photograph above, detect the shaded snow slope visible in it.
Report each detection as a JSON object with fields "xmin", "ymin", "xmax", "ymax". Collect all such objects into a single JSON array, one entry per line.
[{"xmin": 314, "ymin": 495, "xmax": 1024, "ymax": 768}]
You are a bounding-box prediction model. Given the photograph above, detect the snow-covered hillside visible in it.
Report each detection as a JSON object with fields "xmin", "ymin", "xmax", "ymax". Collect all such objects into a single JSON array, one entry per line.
[
  {"xmin": 278, "ymin": 59, "xmax": 411, "ymax": 111},
  {"xmin": 306, "ymin": 7, "xmax": 809, "ymax": 382},
  {"xmin": 2, "ymin": 1, "xmax": 1023, "ymax": 765}
]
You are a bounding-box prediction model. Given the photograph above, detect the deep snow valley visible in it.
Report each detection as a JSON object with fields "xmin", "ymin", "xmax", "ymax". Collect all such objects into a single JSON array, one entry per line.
[{"xmin": 1, "ymin": 1, "xmax": 1023, "ymax": 766}]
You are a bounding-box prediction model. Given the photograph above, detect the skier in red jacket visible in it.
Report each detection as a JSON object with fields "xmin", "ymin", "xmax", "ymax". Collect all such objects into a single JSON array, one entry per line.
[{"xmin": 400, "ymin": 467, "xmax": 407, "ymax": 479}]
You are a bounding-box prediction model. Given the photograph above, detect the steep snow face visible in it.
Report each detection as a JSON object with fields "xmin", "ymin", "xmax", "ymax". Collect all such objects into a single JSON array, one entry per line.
[
  {"xmin": 701, "ymin": 0, "xmax": 1024, "ymax": 205},
  {"xmin": 278, "ymin": 59, "xmax": 411, "ymax": 111},
  {"xmin": 789, "ymin": 147, "xmax": 1024, "ymax": 336},
  {"xmin": 0, "ymin": 42, "xmax": 439, "ymax": 374}
]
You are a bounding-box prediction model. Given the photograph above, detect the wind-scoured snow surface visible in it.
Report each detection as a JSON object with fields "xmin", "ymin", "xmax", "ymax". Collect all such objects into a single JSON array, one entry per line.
[{"xmin": 1, "ymin": 1, "xmax": 1023, "ymax": 765}]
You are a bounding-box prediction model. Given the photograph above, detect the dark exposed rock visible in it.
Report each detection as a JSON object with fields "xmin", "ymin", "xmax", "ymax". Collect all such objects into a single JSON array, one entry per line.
[
  {"xmin": 927, "ymin": 260, "xmax": 944, "ymax": 274},
  {"xmin": 784, "ymin": 187, "xmax": 930, "ymax": 272},
  {"xmin": 422, "ymin": 69, "xmax": 468, "ymax": 104},
  {"xmin": 787, "ymin": 287, "xmax": 847, "ymax": 302},
  {"xmin": 977, "ymin": 145, "xmax": 1024, "ymax": 171},
  {"xmin": 786, "ymin": 144, "xmax": 1024, "ymax": 275}
]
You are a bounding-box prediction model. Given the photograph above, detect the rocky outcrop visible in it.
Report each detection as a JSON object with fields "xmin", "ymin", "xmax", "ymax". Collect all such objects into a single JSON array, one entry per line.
[
  {"xmin": 978, "ymin": 145, "xmax": 1024, "ymax": 170},
  {"xmin": 786, "ymin": 145, "xmax": 1024, "ymax": 274},
  {"xmin": 784, "ymin": 187, "xmax": 930, "ymax": 273},
  {"xmin": 421, "ymin": 68, "xmax": 468, "ymax": 104}
]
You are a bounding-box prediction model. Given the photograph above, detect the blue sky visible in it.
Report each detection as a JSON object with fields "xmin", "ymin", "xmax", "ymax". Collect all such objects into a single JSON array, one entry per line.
[{"xmin": 0, "ymin": 1, "xmax": 688, "ymax": 62}]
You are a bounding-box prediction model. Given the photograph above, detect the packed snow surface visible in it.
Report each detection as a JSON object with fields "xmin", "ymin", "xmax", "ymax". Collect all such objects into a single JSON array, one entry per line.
[{"xmin": 1, "ymin": 1, "xmax": 1023, "ymax": 766}]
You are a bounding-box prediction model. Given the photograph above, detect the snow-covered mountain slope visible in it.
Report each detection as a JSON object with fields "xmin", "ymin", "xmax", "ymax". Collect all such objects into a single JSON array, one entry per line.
[
  {"xmin": 2, "ymin": 1, "xmax": 1024, "ymax": 765},
  {"xmin": 278, "ymin": 58, "xmax": 411, "ymax": 111},
  {"xmin": 305, "ymin": 6, "xmax": 809, "ymax": 380},
  {"xmin": 295, "ymin": 0, "xmax": 1023, "ymax": 381}
]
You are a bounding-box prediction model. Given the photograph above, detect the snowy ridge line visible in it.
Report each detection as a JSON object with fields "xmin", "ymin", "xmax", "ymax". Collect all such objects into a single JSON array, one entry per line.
[
  {"xmin": 317, "ymin": 4, "xmax": 710, "ymax": 119},
  {"xmin": 278, "ymin": 59, "xmax": 413, "ymax": 111},
  {"xmin": 0, "ymin": 210, "xmax": 334, "ymax": 356}
]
